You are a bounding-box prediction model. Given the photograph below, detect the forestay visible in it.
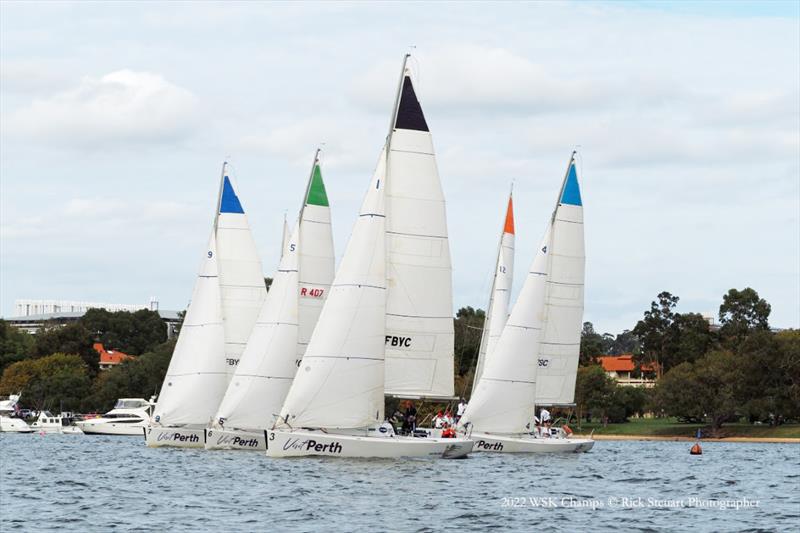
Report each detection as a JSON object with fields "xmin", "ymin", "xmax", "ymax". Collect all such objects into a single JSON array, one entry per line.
[
  {"xmin": 535, "ymin": 156, "xmax": 585, "ymax": 406},
  {"xmin": 473, "ymin": 193, "xmax": 515, "ymax": 395},
  {"xmin": 384, "ymin": 62, "xmax": 455, "ymax": 399},
  {"xmin": 277, "ymin": 151, "xmax": 387, "ymax": 430}
]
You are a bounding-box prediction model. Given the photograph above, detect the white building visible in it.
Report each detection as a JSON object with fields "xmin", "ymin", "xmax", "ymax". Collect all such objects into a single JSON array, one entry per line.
[{"xmin": 14, "ymin": 298, "xmax": 159, "ymax": 317}]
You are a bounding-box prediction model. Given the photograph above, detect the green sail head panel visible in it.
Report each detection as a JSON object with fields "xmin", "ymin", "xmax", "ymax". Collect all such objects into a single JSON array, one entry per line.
[{"xmin": 306, "ymin": 164, "xmax": 329, "ymax": 207}]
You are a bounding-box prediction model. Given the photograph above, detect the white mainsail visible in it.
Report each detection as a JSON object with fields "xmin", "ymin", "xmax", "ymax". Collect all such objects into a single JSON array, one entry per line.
[
  {"xmin": 215, "ymin": 164, "xmax": 267, "ymax": 376},
  {"xmin": 384, "ymin": 59, "xmax": 455, "ymax": 399},
  {"xmin": 459, "ymin": 225, "xmax": 551, "ymax": 434},
  {"xmin": 472, "ymin": 192, "xmax": 515, "ymax": 395},
  {"xmin": 152, "ymin": 232, "xmax": 226, "ymax": 427},
  {"xmin": 535, "ymin": 155, "xmax": 585, "ymax": 406},
  {"xmin": 277, "ymin": 150, "xmax": 387, "ymax": 430},
  {"xmin": 211, "ymin": 154, "xmax": 335, "ymax": 432}
]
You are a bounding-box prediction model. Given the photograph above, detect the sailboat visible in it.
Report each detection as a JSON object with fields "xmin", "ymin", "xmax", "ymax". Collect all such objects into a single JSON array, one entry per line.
[
  {"xmin": 206, "ymin": 152, "xmax": 335, "ymax": 451},
  {"xmin": 266, "ymin": 55, "xmax": 473, "ymax": 459},
  {"xmin": 472, "ymin": 191, "xmax": 515, "ymax": 396},
  {"xmin": 146, "ymin": 163, "xmax": 266, "ymax": 448},
  {"xmin": 459, "ymin": 153, "xmax": 594, "ymax": 453}
]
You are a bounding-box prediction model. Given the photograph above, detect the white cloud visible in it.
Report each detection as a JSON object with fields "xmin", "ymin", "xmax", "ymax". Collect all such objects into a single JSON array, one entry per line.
[{"xmin": 6, "ymin": 70, "xmax": 198, "ymax": 148}]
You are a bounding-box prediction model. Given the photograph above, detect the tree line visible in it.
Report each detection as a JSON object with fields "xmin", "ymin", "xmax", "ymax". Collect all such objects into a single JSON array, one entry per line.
[
  {"xmin": 0, "ymin": 287, "xmax": 796, "ymax": 430},
  {"xmin": 574, "ymin": 288, "xmax": 799, "ymax": 432},
  {"xmin": 0, "ymin": 309, "xmax": 171, "ymax": 412}
]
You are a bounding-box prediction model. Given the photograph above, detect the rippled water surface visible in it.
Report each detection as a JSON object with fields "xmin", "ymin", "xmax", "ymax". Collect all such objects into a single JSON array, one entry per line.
[{"xmin": 1, "ymin": 434, "xmax": 799, "ymax": 532}]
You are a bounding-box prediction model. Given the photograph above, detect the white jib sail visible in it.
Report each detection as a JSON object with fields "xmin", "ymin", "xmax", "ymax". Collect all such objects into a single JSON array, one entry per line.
[
  {"xmin": 460, "ymin": 225, "xmax": 551, "ymax": 434},
  {"xmin": 215, "ymin": 164, "xmax": 267, "ymax": 378},
  {"xmin": 153, "ymin": 232, "xmax": 226, "ymax": 427},
  {"xmin": 535, "ymin": 155, "xmax": 585, "ymax": 406},
  {"xmin": 384, "ymin": 58, "xmax": 455, "ymax": 399},
  {"xmin": 212, "ymin": 220, "xmax": 301, "ymax": 431},
  {"xmin": 297, "ymin": 152, "xmax": 336, "ymax": 370},
  {"xmin": 277, "ymin": 150, "xmax": 387, "ymax": 430},
  {"xmin": 472, "ymin": 193, "xmax": 515, "ymax": 396}
]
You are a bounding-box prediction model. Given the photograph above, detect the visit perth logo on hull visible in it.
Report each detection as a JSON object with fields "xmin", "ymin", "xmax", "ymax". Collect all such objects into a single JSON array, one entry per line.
[
  {"xmin": 213, "ymin": 433, "xmax": 261, "ymax": 448},
  {"xmin": 476, "ymin": 440, "xmax": 504, "ymax": 451},
  {"xmin": 281, "ymin": 437, "xmax": 343, "ymax": 454},
  {"xmin": 156, "ymin": 431, "xmax": 201, "ymax": 443}
]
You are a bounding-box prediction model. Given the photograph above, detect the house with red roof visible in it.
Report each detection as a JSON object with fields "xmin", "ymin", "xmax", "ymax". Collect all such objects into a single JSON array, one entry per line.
[
  {"xmin": 597, "ymin": 354, "xmax": 658, "ymax": 388},
  {"xmin": 94, "ymin": 342, "xmax": 135, "ymax": 370}
]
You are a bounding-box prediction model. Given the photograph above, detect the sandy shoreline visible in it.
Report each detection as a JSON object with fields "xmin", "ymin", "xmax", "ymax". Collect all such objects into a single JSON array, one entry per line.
[{"xmin": 575, "ymin": 434, "xmax": 800, "ymax": 443}]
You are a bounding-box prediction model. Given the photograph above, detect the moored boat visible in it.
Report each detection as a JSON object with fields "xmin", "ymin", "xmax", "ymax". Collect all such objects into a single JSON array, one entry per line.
[
  {"xmin": 77, "ymin": 398, "xmax": 153, "ymax": 436},
  {"xmin": 0, "ymin": 394, "xmax": 33, "ymax": 433}
]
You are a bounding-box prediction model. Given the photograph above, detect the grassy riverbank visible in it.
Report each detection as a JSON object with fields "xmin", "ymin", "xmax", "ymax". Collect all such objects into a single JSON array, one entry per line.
[{"xmin": 572, "ymin": 417, "xmax": 800, "ymax": 439}]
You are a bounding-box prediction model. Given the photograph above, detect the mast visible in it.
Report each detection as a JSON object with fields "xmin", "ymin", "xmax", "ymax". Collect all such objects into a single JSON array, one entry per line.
[
  {"xmin": 299, "ymin": 148, "xmax": 323, "ymax": 218},
  {"xmin": 213, "ymin": 161, "xmax": 227, "ymax": 232},
  {"xmin": 552, "ymin": 151, "xmax": 577, "ymax": 222},
  {"xmin": 387, "ymin": 53, "xmax": 411, "ymax": 145}
]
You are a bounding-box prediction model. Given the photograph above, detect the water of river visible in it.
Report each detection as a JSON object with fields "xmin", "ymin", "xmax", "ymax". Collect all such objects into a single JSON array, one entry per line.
[{"xmin": 1, "ymin": 434, "xmax": 798, "ymax": 532}]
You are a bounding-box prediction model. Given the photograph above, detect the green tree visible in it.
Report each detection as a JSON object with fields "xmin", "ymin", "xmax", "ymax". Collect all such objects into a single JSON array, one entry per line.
[
  {"xmin": 776, "ymin": 330, "xmax": 800, "ymax": 418},
  {"xmin": 633, "ymin": 291, "xmax": 679, "ymax": 376},
  {"xmin": 633, "ymin": 293, "xmax": 713, "ymax": 374},
  {"xmin": 574, "ymin": 364, "xmax": 616, "ymax": 425},
  {"xmin": 671, "ymin": 312, "xmax": 713, "ymax": 365},
  {"xmin": 652, "ymin": 350, "xmax": 738, "ymax": 432},
  {"xmin": 34, "ymin": 322, "xmax": 98, "ymax": 373},
  {"xmin": 0, "ymin": 353, "xmax": 92, "ymax": 412},
  {"xmin": 453, "ymin": 306, "xmax": 485, "ymax": 380},
  {"xmin": 79, "ymin": 308, "xmax": 166, "ymax": 355},
  {"xmin": 85, "ymin": 339, "xmax": 175, "ymax": 411},
  {"xmin": 734, "ymin": 329, "xmax": 800, "ymax": 423},
  {"xmin": 0, "ymin": 320, "xmax": 35, "ymax": 374},
  {"xmin": 718, "ymin": 288, "xmax": 771, "ymax": 347},
  {"xmin": 579, "ymin": 322, "xmax": 608, "ymax": 365},
  {"xmin": 607, "ymin": 329, "xmax": 641, "ymax": 355},
  {"xmin": 607, "ymin": 386, "xmax": 650, "ymax": 423}
]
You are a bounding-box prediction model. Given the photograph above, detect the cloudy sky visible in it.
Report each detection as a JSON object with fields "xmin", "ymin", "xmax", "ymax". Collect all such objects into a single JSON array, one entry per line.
[{"xmin": 1, "ymin": 1, "xmax": 798, "ymax": 334}]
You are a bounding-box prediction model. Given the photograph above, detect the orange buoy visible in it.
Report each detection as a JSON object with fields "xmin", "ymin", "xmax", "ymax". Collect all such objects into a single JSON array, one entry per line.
[{"xmin": 690, "ymin": 443, "xmax": 702, "ymax": 455}]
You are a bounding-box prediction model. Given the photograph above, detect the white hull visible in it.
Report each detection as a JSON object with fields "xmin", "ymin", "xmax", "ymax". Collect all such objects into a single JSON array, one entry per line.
[
  {"xmin": 0, "ymin": 416, "xmax": 33, "ymax": 433},
  {"xmin": 266, "ymin": 429, "xmax": 473, "ymax": 459},
  {"xmin": 471, "ymin": 432, "xmax": 594, "ymax": 453},
  {"xmin": 144, "ymin": 426, "xmax": 205, "ymax": 448},
  {"xmin": 77, "ymin": 420, "xmax": 146, "ymax": 436},
  {"xmin": 204, "ymin": 428, "xmax": 265, "ymax": 451}
]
